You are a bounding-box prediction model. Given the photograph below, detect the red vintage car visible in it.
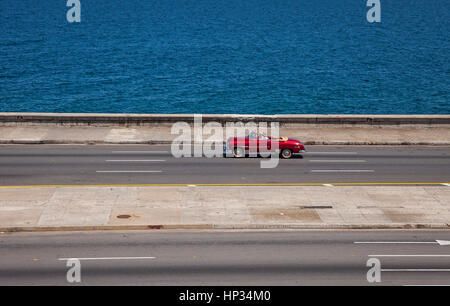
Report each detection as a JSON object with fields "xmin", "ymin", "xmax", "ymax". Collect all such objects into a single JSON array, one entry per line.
[{"xmin": 224, "ymin": 131, "xmax": 306, "ymax": 159}]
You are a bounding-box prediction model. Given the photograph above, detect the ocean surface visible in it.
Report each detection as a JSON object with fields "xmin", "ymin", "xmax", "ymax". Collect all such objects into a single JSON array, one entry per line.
[{"xmin": 0, "ymin": 0, "xmax": 449, "ymax": 114}]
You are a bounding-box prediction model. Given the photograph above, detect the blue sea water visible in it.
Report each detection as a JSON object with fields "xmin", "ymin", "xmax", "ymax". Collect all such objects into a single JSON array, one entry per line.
[{"xmin": 0, "ymin": 0, "xmax": 449, "ymax": 114}]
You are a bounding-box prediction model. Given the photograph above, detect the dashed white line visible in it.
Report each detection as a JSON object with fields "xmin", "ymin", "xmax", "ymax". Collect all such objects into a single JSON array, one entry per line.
[
  {"xmin": 369, "ymin": 255, "xmax": 450, "ymax": 257},
  {"xmin": 441, "ymin": 183, "xmax": 450, "ymax": 187},
  {"xmin": 111, "ymin": 151, "xmax": 169, "ymax": 154},
  {"xmin": 403, "ymin": 285, "xmax": 450, "ymax": 286},
  {"xmin": 323, "ymin": 184, "xmax": 334, "ymax": 187},
  {"xmin": 356, "ymin": 241, "xmax": 437, "ymax": 244},
  {"xmin": 357, "ymin": 240, "xmax": 450, "ymax": 245},
  {"xmin": 105, "ymin": 160, "xmax": 166, "ymax": 162},
  {"xmin": 382, "ymin": 269, "xmax": 450, "ymax": 272},
  {"xmin": 96, "ymin": 171, "xmax": 162, "ymax": 173},
  {"xmin": 310, "ymin": 170, "xmax": 374, "ymax": 173},
  {"xmin": 58, "ymin": 257, "xmax": 156, "ymax": 261},
  {"xmin": 309, "ymin": 160, "xmax": 367, "ymax": 163},
  {"xmin": 306, "ymin": 152, "xmax": 358, "ymax": 155}
]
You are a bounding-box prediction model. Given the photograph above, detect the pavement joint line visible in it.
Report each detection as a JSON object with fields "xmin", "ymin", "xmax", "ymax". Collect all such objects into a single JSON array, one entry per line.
[{"xmin": 0, "ymin": 182, "xmax": 448, "ymax": 188}]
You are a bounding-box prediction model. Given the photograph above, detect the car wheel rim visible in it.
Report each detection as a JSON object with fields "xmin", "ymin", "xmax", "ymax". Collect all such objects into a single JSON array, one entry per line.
[{"xmin": 283, "ymin": 150, "xmax": 291, "ymax": 157}]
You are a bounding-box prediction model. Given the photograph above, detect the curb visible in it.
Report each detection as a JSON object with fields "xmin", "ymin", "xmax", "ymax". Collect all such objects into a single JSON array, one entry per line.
[{"xmin": 1, "ymin": 223, "xmax": 449, "ymax": 233}]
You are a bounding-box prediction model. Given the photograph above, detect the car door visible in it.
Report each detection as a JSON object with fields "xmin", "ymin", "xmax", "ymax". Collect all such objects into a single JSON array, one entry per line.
[
  {"xmin": 247, "ymin": 136, "xmax": 258, "ymax": 156},
  {"xmin": 257, "ymin": 136, "xmax": 271, "ymax": 154}
]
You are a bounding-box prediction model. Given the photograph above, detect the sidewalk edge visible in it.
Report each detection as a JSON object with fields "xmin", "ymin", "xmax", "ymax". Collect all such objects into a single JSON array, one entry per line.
[{"xmin": 1, "ymin": 223, "xmax": 449, "ymax": 233}]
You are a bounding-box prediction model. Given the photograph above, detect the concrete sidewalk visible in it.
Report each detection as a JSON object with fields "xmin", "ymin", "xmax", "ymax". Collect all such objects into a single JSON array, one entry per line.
[
  {"xmin": 0, "ymin": 185, "xmax": 449, "ymax": 232},
  {"xmin": 1, "ymin": 125, "xmax": 450, "ymax": 145}
]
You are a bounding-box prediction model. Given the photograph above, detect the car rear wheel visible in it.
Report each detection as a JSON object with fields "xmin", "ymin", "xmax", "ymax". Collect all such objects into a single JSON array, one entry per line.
[
  {"xmin": 233, "ymin": 147, "xmax": 245, "ymax": 158},
  {"xmin": 280, "ymin": 149, "xmax": 293, "ymax": 159}
]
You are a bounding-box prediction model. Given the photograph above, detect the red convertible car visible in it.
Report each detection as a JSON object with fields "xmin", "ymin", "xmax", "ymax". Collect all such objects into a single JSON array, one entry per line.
[{"xmin": 224, "ymin": 131, "xmax": 306, "ymax": 159}]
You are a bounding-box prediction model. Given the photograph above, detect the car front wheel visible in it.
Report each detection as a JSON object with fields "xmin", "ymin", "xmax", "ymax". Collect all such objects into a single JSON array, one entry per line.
[
  {"xmin": 280, "ymin": 149, "xmax": 293, "ymax": 159},
  {"xmin": 233, "ymin": 147, "xmax": 245, "ymax": 158}
]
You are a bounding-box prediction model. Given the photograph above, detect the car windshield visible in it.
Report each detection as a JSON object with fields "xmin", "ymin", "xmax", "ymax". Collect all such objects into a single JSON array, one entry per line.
[
  {"xmin": 248, "ymin": 131, "xmax": 258, "ymax": 139},
  {"xmin": 248, "ymin": 131, "xmax": 269, "ymax": 140}
]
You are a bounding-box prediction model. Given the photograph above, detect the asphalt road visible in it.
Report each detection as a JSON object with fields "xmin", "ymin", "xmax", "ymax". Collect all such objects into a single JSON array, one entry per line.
[
  {"xmin": 0, "ymin": 145, "xmax": 448, "ymax": 186},
  {"xmin": 0, "ymin": 230, "xmax": 449, "ymax": 286}
]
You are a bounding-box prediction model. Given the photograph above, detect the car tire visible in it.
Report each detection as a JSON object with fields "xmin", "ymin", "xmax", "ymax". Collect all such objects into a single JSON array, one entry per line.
[
  {"xmin": 233, "ymin": 147, "xmax": 245, "ymax": 158},
  {"xmin": 280, "ymin": 149, "xmax": 293, "ymax": 159}
]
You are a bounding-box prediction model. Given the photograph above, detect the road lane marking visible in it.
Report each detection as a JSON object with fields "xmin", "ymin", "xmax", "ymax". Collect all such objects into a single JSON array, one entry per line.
[
  {"xmin": 442, "ymin": 183, "xmax": 450, "ymax": 187},
  {"xmin": 111, "ymin": 151, "xmax": 169, "ymax": 154},
  {"xmin": 306, "ymin": 152, "xmax": 358, "ymax": 155},
  {"xmin": 58, "ymin": 257, "xmax": 156, "ymax": 261},
  {"xmin": 356, "ymin": 242, "xmax": 437, "ymax": 244},
  {"xmin": 96, "ymin": 171, "xmax": 162, "ymax": 173},
  {"xmin": 309, "ymin": 160, "xmax": 367, "ymax": 163},
  {"xmin": 0, "ymin": 182, "xmax": 447, "ymax": 188},
  {"xmin": 356, "ymin": 240, "xmax": 450, "ymax": 246},
  {"xmin": 382, "ymin": 269, "xmax": 450, "ymax": 272},
  {"xmin": 106, "ymin": 160, "xmax": 166, "ymax": 162},
  {"xmin": 310, "ymin": 170, "xmax": 374, "ymax": 173},
  {"xmin": 323, "ymin": 184, "xmax": 334, "ymax": 187},
  {"xmin": 403, "ymin": 285, "xmax": 450, "ymax": 286},
  {"xmin": 369, "ymin": 255, "xmax": 450, "ymax": 257}
]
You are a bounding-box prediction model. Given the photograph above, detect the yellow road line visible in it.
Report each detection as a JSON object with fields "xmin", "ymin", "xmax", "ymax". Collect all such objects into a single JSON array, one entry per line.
[{"xmin": 0, "ymin": 182, "xmax": 448, "ymax": 188}]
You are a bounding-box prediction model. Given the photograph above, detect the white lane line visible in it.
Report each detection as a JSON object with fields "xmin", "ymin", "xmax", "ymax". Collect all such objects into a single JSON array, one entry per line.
[
  {"xmin": 369, "ymin": 255, "xmax": 450, "ymax": 257},
  {"xmin": 403, "ymin": 285, "xmax": 450, "ymax": 286},
  {"xmin": 105, "ymin": 160, "xmax": 166, "ymax": 162},
  {"xmin": 306, "ymin": 152, "xmax": 358, "ymax": 155},
  {"xmin": 382, "ymin": 269, "xmax": 450, "ymax": 272},
  {"xmin": 309, "ymin": 160, "xmax": 367, "ymax": 163},
  {"xmin": 96, "ymin": 171, "xmax": 162, "ymax": 173},
  {"xmin": 310, "ymin": 170, "xmax": 374, "ymax": 173},
  {"xmin": 58, "ymin": 257, "xmax": 156, "ymax": 261},
  {"xmin": 356, "ymin": 242, "xmax": 437, "ymax": 244},
  {"xmin": 442, "ymin": 183, "xmax": 450, "ymax": 187},
  {"xmin": 323, "ymin": 184, "xmax": 334, "ymax": 187},
  {"xmin": 111, "ymin": 151, "xmax": 169, "ymax": 154},
  {"xmin": 356, "ymin": 240, "xmax": 450, "ymax": 246}
]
